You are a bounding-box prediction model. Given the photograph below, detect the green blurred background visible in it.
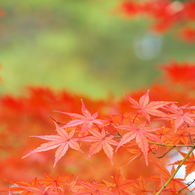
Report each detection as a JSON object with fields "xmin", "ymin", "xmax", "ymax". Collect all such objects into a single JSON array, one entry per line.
[{"xmin": 1, "ymin": 0, "xmax": 195, "ymax": 99}]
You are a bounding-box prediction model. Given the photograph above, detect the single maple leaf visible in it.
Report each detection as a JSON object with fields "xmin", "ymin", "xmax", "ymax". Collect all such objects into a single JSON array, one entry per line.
[
  {"xmin": 109, "ymin": 112, "xmax": 140, "ymax": 126},
  {"xmin": 169, "ymin": 150, "xmax": 195, "ymax": 179},
  {"xmin": 125, "ymin": 90, "xmax": 172, "ymax": 122},
  {"xmin": 64, "ymin": 179, "xmax": 84, "ymax": 194},
  {"xmin": 154, "ymin": 127, "xmax": 173, "ymax": 143},
  {"xmin": 39, "ymin": 173, "xmax": 70, "ymax": 192},
  {"xmin": 0, "ymin": 178, "xmax": 38, "ymax": 194},
  {"xmin": 123, "ymin": 147, "xmax": 143, "ymax": 166},
  {"xmin": 74, "ymin": 180, "xmax": 116, "ymax": 195},
  {"xmin": 162, "ymin": 103, "xmax": 195, "ymax": 132},
  {"xmin": 116, "ymin": 122, "xmax": 163, "ymax": 165},
  {"xmin": 56, "ymin": 99, "xmax": 104, "ymax": 134},
  {"xmin": 103, "ymin": 171, "xmax": 136, "ymax": 195},
  {"xmin": 183, "ymin": 126, "xmax": 195, "ymax": 138},
  {"xmin": 39, "ymin": 175, "xmax": 82, "ymax": 194},
  {"xmin": 150, "ymin": 162, "xmax": 189, "ymax": 193},
  {"xmin": 14, "ymin": 181, "xmax": 56, "ymax": 195},
  {"xmin": 132, "ymin": 176, "xmax": 152, "ymax": 195},
  {"xmin": 82, "ymin": 128, "xmax": 118, "ymax": 164},
  {"xmin": 22, "ymin": 122, "xmax": 83, "ymax": 167},
  {"xmin": 163, "ymin": 128, "xmax": 190, "ymax": 146}
]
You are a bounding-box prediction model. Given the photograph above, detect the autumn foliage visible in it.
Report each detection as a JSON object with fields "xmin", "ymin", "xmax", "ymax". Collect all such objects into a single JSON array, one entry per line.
[
  {"xmin": 1, "ymin": 1, "xmax": 195, "ymax": 195},
  {"xmin": 0, "ymin": 62, "xmax": 195, "ymax": 194},
  {"xmin": 118, "ymin": 0, "xmax": 195, "ymax": 42}
]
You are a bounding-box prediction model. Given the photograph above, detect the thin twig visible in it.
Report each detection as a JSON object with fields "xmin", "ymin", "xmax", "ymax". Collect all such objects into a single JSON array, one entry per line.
[
  {"xmin": 115, "ymin": 131, "xmax": 122, "ymax": 139},
  {"xmin": 176, "ymin": 179, "xmax": 195, "ymax": 194},
  {"xmin": 132, "ymin": 113, "xmax": 139, "ymax": 123},
  {"xmin": 149, "ymin": 141, "xmax": 194, "ymax": 147},
  {"xmin": 188, "ymin": 133, "xmax": 195, "ymax": 145},
  {"xmin": 152, "ymin": 146, "xmax": 176, "ymax": 158},
  {"xmin": 155, "ymin": 147, "xmax": 195, "ymax": 195}
]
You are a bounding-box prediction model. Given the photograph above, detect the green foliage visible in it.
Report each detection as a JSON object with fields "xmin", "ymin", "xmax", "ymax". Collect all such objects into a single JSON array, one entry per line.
[{"xmin": 1, "ymin": 0, "xmax": 195, "ymax": 99}]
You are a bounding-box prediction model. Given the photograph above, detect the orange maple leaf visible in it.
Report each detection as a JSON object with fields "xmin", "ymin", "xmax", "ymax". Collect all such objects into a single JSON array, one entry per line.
[
  {"xmin": 0, "ymin": 178, "xmax": 38, "ymax": 194},
  {"xmin": 103, "ymin": 171, "xmax": 136, "ymax": 195},
  {"xmin": 163, "ymin": 103, "xmax": 195, "ymax": 132},
  {"xmin": 169, "ymin": 150, "xmax": 195, "ymax": 179},
  {"xmin": 82, "ymin": 128, "xmax": 118, "ymax": 164},
  {"xmin": 22, "ymin": 122, "xmax": 83, "ymax": 167},
  {"xmin": 116, "ymin": 122, "xmax": 163, "ymax": 165},
  {"xmin": 13, "ymin": 180, "xmax": 55, "ymax": 195},
  {"xmin": 75, "ymin": 180, "xmax": 116, "ymax": 195},
  {"xmin": 150, "ymin": 162, "xmax": 189, "ymax": 193},
  {"xmin": 39, "ymin": 173, "xmax": 70, "ymax": 192},
  {"xmin": 163, "ymin": 128, "xmax": 190, "ymax": 146},
  {"xmin": 125, "ymin": 90, "xmax": 172, "ymax": 122},
  {"xmin": 132, "ymin": 176, "xmax": 152, "ymax": 195}
]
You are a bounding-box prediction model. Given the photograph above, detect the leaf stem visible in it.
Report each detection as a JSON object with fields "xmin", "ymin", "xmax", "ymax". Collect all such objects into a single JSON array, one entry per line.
[
  {"xmin": 153, "ymin": 146, "xmax": 175, "ymax": 158},
  {"xmin": 155, "ymin": 147, "xmax": 195, "ymax": 195},
  {"xmin": 149, "ymin": 141, "xmax": 194, "ymax": 147},
  {"xmin": 176, "ymin": 179, "xmax": 195, "ymax": 194},
  {"xmin": 132, "ymin": 113, "xmax": 139, "ymax": 123}
]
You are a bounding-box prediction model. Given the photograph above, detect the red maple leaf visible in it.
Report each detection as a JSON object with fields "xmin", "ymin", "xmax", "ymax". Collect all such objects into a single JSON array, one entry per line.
[
  {"xmin": 56, "ymin": 99, "xmax": 104, "ymax": 134},
  {"xmin": 162, "ymin": 61, "xmax": 195, "ymax": 85},
  {"xmin": 82, "ymin": 128, "xmax": 118, "ymax": 164},
  {"xmin": 22, "ymin": 122, "xmax": 83, "ymax": 167},
  {"xmin": 125, "ymin": 90, "xmax": 172, "ymax": 122},
  {"xmin": 179, "ymin": 27, "xmax": 195, "ymax": 42},
  {"xmin": 116, "ymin": 122, "xmax": 162, "ymax": 165}
]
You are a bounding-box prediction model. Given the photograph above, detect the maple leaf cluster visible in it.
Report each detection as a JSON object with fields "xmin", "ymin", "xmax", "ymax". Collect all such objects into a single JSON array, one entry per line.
[
  {"xmin": 117, "ymin": 0, "xmax": 195, "ymax": 42},
  {"xmin": 1, "ymin": 1, "xmax": 195, "ymax": 194},
  {"xmin": 0, "ymin": 61, "xmax": 194, "ymax": 194},
  {"xmin": 1, "ymin": 83, "xmax": 195, "ymax": 194}
]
